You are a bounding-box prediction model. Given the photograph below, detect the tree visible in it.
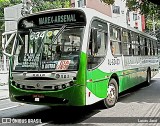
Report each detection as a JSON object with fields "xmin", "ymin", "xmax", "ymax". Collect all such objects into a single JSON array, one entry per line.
[
  {"xmin": 101, "ymin": 0, "xmax": 160, "ymax": 31},
  {"xmin": 31, "ymin": 0, "xmax": 70, "ymax": 13},
  {"xmin": 147, "ymin": 0, "xmax": 160, "ymax": 5},
  {"xmin": 101, "ymin": 0, "xmax": 160, "ymax": 16},
  {"xmin": 100, "ymin": 0, "xmax": 115, "ymax": 5},
  {"xmin": 0, "ymin": 0, "xmax": 21, "ymax": 31},
  {"xmin": 126, "ymin": 0, "xmax": 160, "ymax": 16},
  {"xmin": 126, "ymin": 0, "xmax": 160, "ymax": 33}
]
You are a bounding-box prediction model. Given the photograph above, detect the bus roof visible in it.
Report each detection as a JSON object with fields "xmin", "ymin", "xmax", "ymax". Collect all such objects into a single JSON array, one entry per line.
[{"xmin": 19, "ymin": 7, "xmax": 156, "ymax": 40}]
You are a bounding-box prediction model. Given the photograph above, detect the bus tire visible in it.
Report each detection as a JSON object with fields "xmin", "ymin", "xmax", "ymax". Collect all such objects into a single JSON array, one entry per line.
[
  {"xmin": 103, "ymin": 78, "xmax": 118, "ymax": 108},
  {"xmin": 145, "ymin": 70, "xmax": 151, "ymax": 86}
]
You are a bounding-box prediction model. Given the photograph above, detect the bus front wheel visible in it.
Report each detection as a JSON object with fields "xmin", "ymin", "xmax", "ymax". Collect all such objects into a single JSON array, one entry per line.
[{"xmin": 103, "ymin": 78, "xmax": 118, "ymax": 108}]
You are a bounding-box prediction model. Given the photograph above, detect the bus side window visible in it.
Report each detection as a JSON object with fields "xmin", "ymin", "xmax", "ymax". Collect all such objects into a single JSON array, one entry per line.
[
  {"xmin": 87, "ymin": 29, "xmax": 107, "ymax": 69},
  {"xmin": 88, "ymin": 29, "xmax": 97, "ymax": 68}
]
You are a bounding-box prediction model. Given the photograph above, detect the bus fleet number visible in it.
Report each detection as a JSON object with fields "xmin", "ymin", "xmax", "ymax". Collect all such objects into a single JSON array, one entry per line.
[{"xmin": 108, "ymin": 59, "xmax": 120, "ymax": 65}]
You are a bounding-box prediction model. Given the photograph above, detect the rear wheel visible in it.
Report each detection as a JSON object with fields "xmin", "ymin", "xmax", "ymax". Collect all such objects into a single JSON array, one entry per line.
[{"xmin": 103, "ymin": 78, "xmax": 118, "ymax": 108}]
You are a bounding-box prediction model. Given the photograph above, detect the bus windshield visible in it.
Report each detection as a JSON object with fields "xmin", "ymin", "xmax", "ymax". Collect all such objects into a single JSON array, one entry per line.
[{"xmin": 13, "ymin": 26, "xmax": 84, "ymax": 71}]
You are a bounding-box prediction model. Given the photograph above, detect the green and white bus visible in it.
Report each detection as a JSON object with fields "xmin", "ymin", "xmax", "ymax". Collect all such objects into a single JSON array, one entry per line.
[{"xmin": 8, "ymin": 8, "xmax": 159, "ymax": 107}]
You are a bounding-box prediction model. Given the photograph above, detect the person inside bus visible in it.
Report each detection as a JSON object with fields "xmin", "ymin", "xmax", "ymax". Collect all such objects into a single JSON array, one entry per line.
[
  {"xmin": 110, "ymin": 41, "xmax": 115, "ymax": 55},
  {"xmin": 55, "ymin": 43, "xmax": 62, "ymax": 60}
]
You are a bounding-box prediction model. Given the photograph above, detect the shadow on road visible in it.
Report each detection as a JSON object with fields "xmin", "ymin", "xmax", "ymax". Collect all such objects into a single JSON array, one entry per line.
[
  {"xmin": 13, "ymin": 104, "xmax": 102, "ymax": 125},
  {"xmin": 118, "ymin": 79, "xmax": 160, "ymax": 103}
]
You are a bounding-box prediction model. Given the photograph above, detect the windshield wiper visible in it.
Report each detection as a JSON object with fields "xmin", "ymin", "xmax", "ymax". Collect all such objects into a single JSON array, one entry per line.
[{"xmin": 51, "ymin": 25, "xmax": 67, "ymax": 44}]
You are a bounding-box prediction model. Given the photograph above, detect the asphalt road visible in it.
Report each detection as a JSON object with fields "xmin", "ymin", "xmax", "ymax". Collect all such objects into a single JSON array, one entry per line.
[{"xmin": 0, "ymin": 76, "xmax": 160, "ymax": 126}]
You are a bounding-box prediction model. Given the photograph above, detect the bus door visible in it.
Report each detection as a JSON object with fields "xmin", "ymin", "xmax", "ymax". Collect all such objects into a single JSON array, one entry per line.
[{"xmin": 86, "ymin": 21, "xmax": 108, "ymax": 103}]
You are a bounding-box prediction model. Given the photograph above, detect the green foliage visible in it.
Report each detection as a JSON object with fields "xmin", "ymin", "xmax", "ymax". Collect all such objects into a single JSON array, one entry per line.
[
  {"xmin": 101, "ymin": 0, "xmax": 115, "ymax": 5},
  {"xmin": 101, "ymin": 0, "xmax": 160, "ymax": 16},
  {"xmin": 101, "ymin": 0, "xmax": 160, "ymax": 35},
  {"xmin": 146, "ymin": 19, "xmax": 160, "ymax": 32},
  {"xmin": 31, "ymin": 0, "xmax": 70, "ymax": 13},
  {"xmin": 0, "ymin": 0, "xmax": 10, "ymax": 17},
  {"xmin": 0, "ymin": 0, "xmax": 21, "ymax": 30},
  {"xmin": 126, "ymin": 0, "xmax": 160, "ymax": 16},
  {"xmin": 126, "ymin": 0, "xmax": 160, "ymax": 32}
]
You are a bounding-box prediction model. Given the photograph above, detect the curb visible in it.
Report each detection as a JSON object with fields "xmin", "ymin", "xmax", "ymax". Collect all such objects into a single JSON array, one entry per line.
[
  {"xmin": 0, "ymin": 83, "xmax": 7, "ymax": 86},
  {"xmin": 0, "ymin": 97, "xmax": 9, "ymax": 100}
]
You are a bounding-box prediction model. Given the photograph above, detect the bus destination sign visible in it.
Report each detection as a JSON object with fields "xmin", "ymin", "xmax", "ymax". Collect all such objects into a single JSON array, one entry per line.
[
  {"xmin": 18, "ymin": 10, "xmax": 86, "ymax": 29},
  {"xmin": 39, "ymin": 14, "xmax": 76, "ymax": 25}
]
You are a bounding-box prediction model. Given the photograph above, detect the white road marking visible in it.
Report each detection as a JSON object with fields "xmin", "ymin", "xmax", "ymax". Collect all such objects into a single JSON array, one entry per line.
[
  {"xmin": 0, "ymin": 103, "xmax": 25, "ymax": 111},
  {"xmin": 35, "ymin": 121, "xmax": 52, "ymax": 126}
]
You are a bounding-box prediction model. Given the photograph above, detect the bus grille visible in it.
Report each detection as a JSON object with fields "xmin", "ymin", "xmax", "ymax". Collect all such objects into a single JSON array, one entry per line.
[{"xmin": 11, "ymin": 80, "xmax": 74, "ymax": 91}]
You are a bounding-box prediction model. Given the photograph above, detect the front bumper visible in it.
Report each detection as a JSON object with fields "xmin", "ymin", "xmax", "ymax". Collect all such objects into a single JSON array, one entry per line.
[{"xmin": 9, "ymin": 83, "xmax": 86, "ymax": 106}]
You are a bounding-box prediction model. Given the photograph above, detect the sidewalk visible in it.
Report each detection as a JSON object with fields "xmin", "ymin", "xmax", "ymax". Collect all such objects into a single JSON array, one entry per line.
[
  {"xmin": 0, "ymin": 84, "xmax": 9, "ymax": 100},
  {"xmin": 0, "ymin": 71, "xmax": 9, "ymax": 100},
  {"xmin": 153, "ymin": 72, "xmax": 160, "ymax": 79}
]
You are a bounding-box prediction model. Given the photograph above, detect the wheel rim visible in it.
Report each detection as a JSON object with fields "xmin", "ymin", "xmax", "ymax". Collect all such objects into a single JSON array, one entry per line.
[{"xmin": 107, "ymin": 83, "xmax": 116, "ymax": 105}]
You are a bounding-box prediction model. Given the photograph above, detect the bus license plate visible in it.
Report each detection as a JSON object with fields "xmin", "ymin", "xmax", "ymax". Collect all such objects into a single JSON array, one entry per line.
[
  {"xmin": 35, "ymin": 98, "xmax": 39, "ymax": 101},
  {"xmin": 32, "ymin": 94, "xmax": 44, "ymax": 101}
]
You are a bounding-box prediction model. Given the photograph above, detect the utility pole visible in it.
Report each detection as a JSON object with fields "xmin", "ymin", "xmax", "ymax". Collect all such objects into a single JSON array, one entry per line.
[{"xmin": 153, "ymin": 14, "xmax": 156, "ymax": 35}]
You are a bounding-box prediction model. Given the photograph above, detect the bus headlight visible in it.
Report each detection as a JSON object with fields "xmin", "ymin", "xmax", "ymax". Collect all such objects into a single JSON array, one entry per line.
[
  {"xmin": 69, "ymin": 81, "xmax": 74, "ymax": 86},
  {"xmin": 53, "ymin": 81, "xmax": 74, "ymax": 90},
  {"xmin": 54, "ymin": 85, "xmax": 59, "ymax": 90},
  {"xmin": 62, "ymin": 84, "xmax": 66, "ymax": 89},
  {"xmin": 55, "ymin": 74, "xmax": 60, "ymax": 79}
]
